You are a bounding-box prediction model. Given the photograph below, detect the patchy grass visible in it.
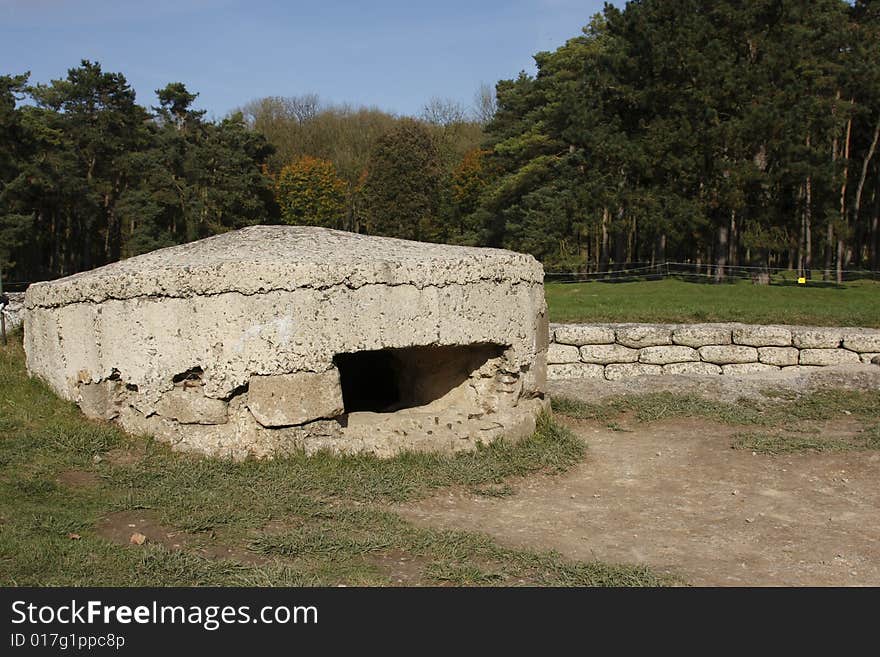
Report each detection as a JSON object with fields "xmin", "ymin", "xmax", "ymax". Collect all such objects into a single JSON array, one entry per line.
[
  {"xmin": 545, "ymin": 278, "xmax": 880, "ymax": 326},
  {"xmin": 552, "ymin": 389, "xmax": 880, "ymax": 454},
  {"xmin": 552, "ymin": 389, "xmax": 880, "ymax": 426},
  {"xmin": 732, "ymin": 424, "xmax": 880, "ymax": 455},
  {"xmin": 0, "ymin": 336, "xmax": 672, "ymax": 587}
]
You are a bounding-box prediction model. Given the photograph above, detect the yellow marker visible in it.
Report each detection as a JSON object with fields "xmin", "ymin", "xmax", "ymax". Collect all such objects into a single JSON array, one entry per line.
[{"xmin": 797, "ymin": 277, "xmax": 806, "ymax": 285}]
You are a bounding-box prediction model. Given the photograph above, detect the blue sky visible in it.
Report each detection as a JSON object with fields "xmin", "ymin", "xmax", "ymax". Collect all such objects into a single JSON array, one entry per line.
[{"xmin": 1, "ymin": 0, "xmax": 609, "ymax": 119}]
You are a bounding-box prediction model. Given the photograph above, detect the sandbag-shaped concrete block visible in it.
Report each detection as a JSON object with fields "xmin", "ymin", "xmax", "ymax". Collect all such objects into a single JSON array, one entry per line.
[
  {"xmin": 842, "ymin": 332, "xmax": 880, "ymax": 353},
  {"xmin": 615, "ymin": 325, "xmax": 673, "ymax": 349},
  {"xmin": 672, "ymin": 325, "xmax": 732, "ymax": 348},
  {"xmin": 639, "ymin": 345, "xmax": 699, "ymax": 365},
  {"xmin": 799, "ymin": 348, "xmax": 861, "ymax": 366},
  {"xmin": 732, "ymin": 325, "xmax": 792, "ymax": 347},
  {"xmin": 553, "ymin": 325, "xmax": 615, "ymax": 346},
  {"xmin": 758, "ymin": 347, "xmax": 799, "ymax": 367},
  {"xmin": 699, "ymin": 345, "xmax": 758, "ymax": 364},
  {"xmin": 791, "ymin": 328, "xmax": 842, "ymax": 349},
  {"xmin": 580, "ymin": 344, "xmax": 639, "ymax": 364},
  {"xmin": 547, "ymin": 362, "xmax": 604, "ymax": 380}
]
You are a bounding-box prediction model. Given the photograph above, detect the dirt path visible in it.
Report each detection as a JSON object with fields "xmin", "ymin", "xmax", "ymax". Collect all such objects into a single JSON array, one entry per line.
[{"xmin": 397, "ymin": 417, "xmax": 880, "ymax": 586}]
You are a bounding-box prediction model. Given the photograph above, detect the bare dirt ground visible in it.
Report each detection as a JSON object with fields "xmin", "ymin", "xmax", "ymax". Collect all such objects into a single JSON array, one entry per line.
[
  {"xmin": 94, "ymin": 509, "xmax": 271, "ymax": 565},
  {"xmin": 397, "ymin": 374, "xmax": 880, "ymax": 586}
]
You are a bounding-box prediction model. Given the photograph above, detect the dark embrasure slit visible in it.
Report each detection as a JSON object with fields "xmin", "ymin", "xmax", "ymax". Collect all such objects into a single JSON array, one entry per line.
[{"xmin": 333, "ymin": 343, "xmax": 504, "ymax": 414}]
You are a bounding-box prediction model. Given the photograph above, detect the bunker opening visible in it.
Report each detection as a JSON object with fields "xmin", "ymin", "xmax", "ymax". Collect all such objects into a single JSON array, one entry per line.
[{"xmin": 333, "ymin": 343, "xmax": 505, "ymax": 414}]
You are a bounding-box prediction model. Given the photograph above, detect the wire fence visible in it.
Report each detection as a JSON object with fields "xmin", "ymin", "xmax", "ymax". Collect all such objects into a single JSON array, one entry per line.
[
  {"xmin": 4, "ymin": 263, "xmax": 880, "ymax": 291},
  {"xmin": 545, "ymin": 261, "xmax": 880, "ymax": 285}
]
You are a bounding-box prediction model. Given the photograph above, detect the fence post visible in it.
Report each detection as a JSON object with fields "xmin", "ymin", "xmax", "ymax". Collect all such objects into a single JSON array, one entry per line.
[{"xmin": 0, "ymin": 258, "xmax": 6, "ymax": 346}]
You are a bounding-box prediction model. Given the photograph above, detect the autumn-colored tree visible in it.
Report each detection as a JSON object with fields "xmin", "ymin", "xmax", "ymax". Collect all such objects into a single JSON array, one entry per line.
[
  {"xmin": 451, "ymin": 148, "xmax": 493, "ymax": 213},
  {"xmin": 443, "ymin": 148, "xmax": 495, "ymax": 244},
  {"xmin": 274, "ymin": 156, "xmax": 347, "ymax": 228}
]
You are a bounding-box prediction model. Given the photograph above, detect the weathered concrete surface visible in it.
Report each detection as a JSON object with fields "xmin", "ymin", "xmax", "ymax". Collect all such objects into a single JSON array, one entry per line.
[
  {"xmin": 247, "ymin": 371, "xmax": 344, "ymax": 427},
  {"xmin": 579, "ymin": 344, "xmax": 639, "ymax": 364},
  {"xmin": 1, "ymin": 292, "xmax": 24, "ymax": 331},
  {"xmin": 547, "ymin": 343, "xmax": 579, "ymax": 364},
  {"xmin": 721, "ymin": 362, "xmax": 780, "ymax": 376},
  {"xmin": 615, "ymin": 325, "xmax": 673, "ymax": 349},
  {"xmin": 553, "ymin": 325, "xmax": 615, "ymax": 346},
  {"xmin": 732, "ymin": 325, "xmax": 792, "ymax": 347},
  {"xmin": 24, "ymin": 226, "xmax": 548, "ymax": 459},
  {"xmin": 605, "ymin": 363, "xmax": 662, "ymax": 380},
  {"xmin": 672, "ymin": 325, "xmax": 732, "ymax": 348},
  {"xmin": 758, "ymin": 346, "xmax": 799, "ymax": 367},
  {"xmin": 699, "ymin": 345, "xmax": 759, "ymax": 365},
  {"xmin": 799, "ymin": 348, "xmax": 861, "ymax": 366},
  {"xmin": 547, "ymin": 363, "xmax": 880, "ymax": 404},
  {"xmin": 546, "ymin": 363, "xmax": 605, "ymax": 380},
  {"xmin": 843, "ymin": 332, "xmax": 880, "ymax": 353},
  {"xmin": 638, "ymin": 345, "xmax": 699, "ymax": 365},
  {"xmin": 791, "ymin": 328, "xmax": 843, "ymax": 349},
  {"xmin": 156, "ymin": 387, "xmax": 229, "ymax": 425},
  {"xmin": 662, "ymin": 362, "xmax": 722, "ymax": 376}
]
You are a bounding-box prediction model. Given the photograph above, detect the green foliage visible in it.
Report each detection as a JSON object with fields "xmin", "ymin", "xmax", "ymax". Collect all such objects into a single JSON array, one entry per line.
[
  {"xmin": 471, "ymin": 2, "xmax": 880, "ymax": 274},
  {"xmin": 5, "ymin": 2, "xmax": 880, "ymax": 280},
  {"xmin": 360, "ymin": 119, "xmax": 443, "ymax": 241},
  {"xmin": 0, "ymin": 63, "xmax": 276, "ymax": 281}
]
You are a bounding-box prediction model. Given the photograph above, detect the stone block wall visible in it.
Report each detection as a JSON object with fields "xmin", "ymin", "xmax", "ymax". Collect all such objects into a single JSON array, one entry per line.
[
  {"xmin": 1, "ymin": 292, "xmax": 24, "ymax": 331},
  {"xmin": 548, "ymin": 322, "xmax": 880, "ymax": 380}
]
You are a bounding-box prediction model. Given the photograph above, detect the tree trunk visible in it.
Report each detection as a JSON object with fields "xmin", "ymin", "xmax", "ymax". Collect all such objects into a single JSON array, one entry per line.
[
  {"xmin": 728, "ymin": 210, "xmax": 737, "ymax": 269},
  {"xmin": 828, "ymin": 123, "xmax": 839, "ymax": 281},
  {"xmin": 600, "ymin": 208, "xmax": 610, "ymax": 273},
  {"xmin": 837, "ymin": 115, "xmax": 853, "ymax": 284},
  {"xmin": 871, "ymin": 185, "xmax": 880, "ymax": 271},
  {"xmin": 613, "ymin": 209, "xmax": 626, "ymax": 274},
  {"xmin": 805, "ymin": 175, "xmax": 812, "ymax": 278},
  {"xmin": 715, "ymin": 222, "xmax": 728, "ymax": 283},
  {"xmin": 852, "ymin": 114, "xmax": 880, "ymax": 254},
  {"xmin": 797, "ymin": 197, "xmax": 805, "ymax": 279},
  {"xmin": 629, "ymin": 216, "xmax": 637, "ymax": 265},
  {"xmin": 653, "ymin": 233, "xmax": 666, "ymax": 272},
  {"xmin": 825, "ymin": 222, "xmax": 834, "ymax": 281},
  {"xmin": 872, "ymin": 211, "xmax": 879, "ymax": 272}
]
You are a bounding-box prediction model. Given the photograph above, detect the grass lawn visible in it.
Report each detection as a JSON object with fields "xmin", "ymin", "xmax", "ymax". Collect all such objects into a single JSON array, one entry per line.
[
  {"xmin": 0, "ymin": 334, "xmax": 671, "ymax": 587},
  {"xmin": 545, "ymin": 278, "xmax": 880, "ymax": 326}
]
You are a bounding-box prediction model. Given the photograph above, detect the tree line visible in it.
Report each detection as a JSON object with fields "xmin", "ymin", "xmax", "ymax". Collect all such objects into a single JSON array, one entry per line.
[
  {"xmin": 0, "ymin": 63, "xmax": 276, "ymax": 283},
  {"xmin": 245, "ymin": 0, "xmax": 880, "ymax": 281},
  {"xmin": 476, "ymin": 0, "xmax": 880, "ymax": 280},
  {"xmin": 2, "ymin": 1, "xmax": 879, "ymax": 285},
  {"xmin": 0, "ymin": 62, "xmax": 490, "ymax": 283}
]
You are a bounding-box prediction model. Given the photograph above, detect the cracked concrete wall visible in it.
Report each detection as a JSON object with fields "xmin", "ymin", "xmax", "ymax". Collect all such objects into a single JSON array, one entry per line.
[
  {"xmin": 23, "ymin": 226, "xmax": 549, "ymax": 459},
  {"xmin": 549, "ymin": 322, "xmax": 880, "ymax": 380}
]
